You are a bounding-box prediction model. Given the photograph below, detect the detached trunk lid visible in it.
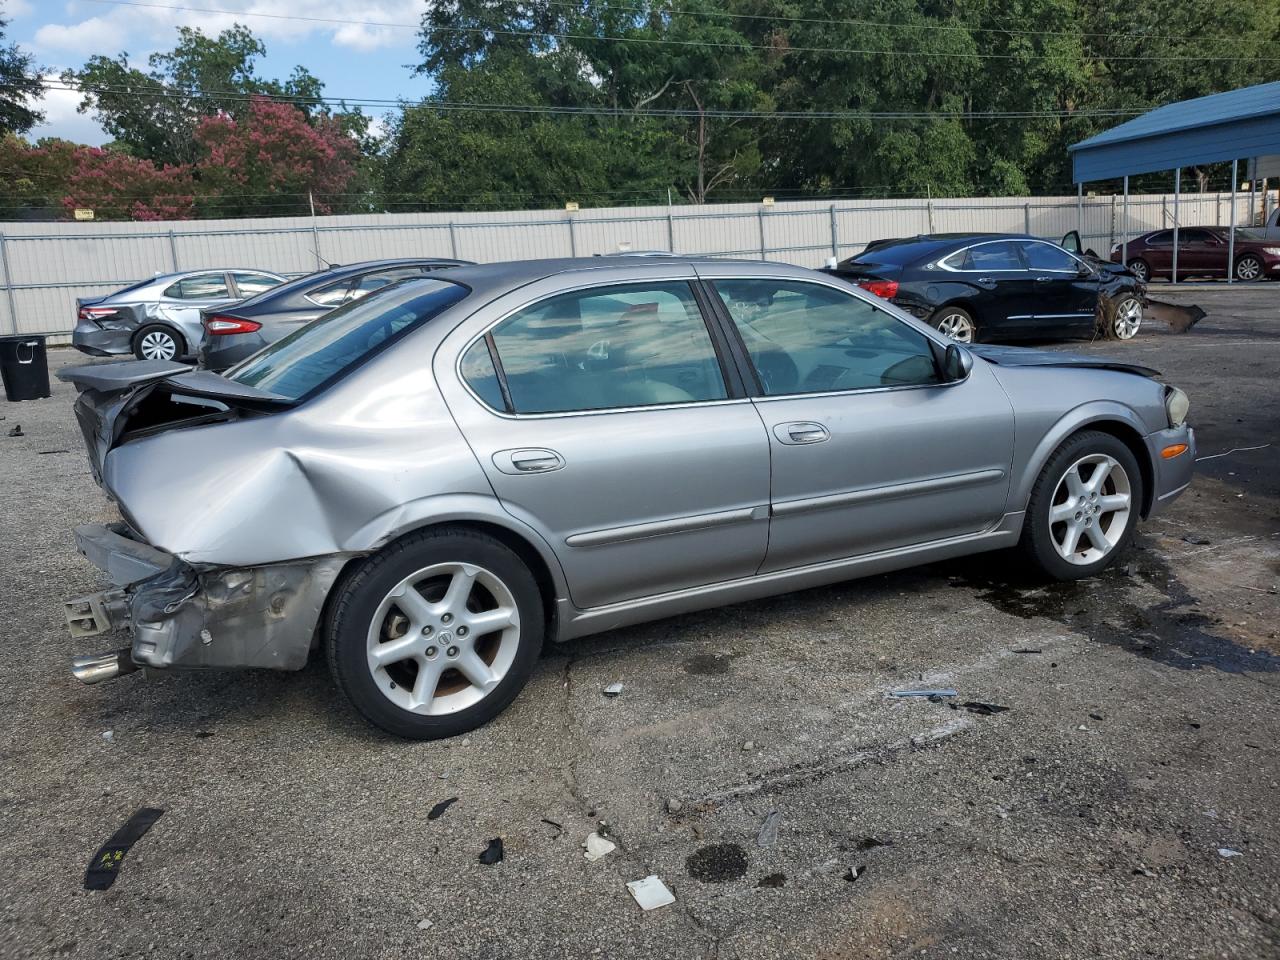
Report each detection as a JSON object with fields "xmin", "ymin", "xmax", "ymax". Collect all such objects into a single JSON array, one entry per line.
[{"xmin": 57, "ymin": 360, "xmax": 290, "ymax": 483}]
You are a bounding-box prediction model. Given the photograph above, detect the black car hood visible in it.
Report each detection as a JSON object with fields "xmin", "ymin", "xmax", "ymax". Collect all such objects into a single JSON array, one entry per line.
[{"xmin": 969, "ymin": 344, "xmax": 1160, "ymax": 379}]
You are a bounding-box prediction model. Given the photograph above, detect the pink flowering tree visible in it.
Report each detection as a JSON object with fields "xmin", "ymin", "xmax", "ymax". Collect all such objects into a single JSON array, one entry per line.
[
  {"xmin": 193, "ymin": 97, "xmax": 360, "ymax": 217},
  {"xmin": 61, "ymin": 147, "xmax": 196, "ymax": 220}
]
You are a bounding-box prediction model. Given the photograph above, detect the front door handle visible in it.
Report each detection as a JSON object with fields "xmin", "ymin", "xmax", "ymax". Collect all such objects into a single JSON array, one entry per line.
[
  {"xmin": 1034, "ymin": 275, "xmax": 1055, "ymax": 282},
  {"xmin": 774, "ymin": 421, "xmax": 830, "ymax": 445},
  {"xmin": 493, "ymin": 448, "xmax": 566, "ymax": 475}
]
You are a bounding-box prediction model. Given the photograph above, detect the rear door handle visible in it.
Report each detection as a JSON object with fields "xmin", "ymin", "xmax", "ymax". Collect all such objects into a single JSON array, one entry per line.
[
  {"xmin": 493, "ymin": 448, "xmax": 565, "ymax": 475},
  {"xmin": 1034, "ymin": 275, "xmax": 1055, "ymax": 282},
  {"xmin": 774, "ymin": 422, "xmax": 830, "ymax": 445}
]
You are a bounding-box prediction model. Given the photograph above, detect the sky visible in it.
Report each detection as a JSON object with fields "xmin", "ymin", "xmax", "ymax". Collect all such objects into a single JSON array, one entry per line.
[{"xmin": 5, "ymin": 0, "xmax": 435, "ymax": 144}]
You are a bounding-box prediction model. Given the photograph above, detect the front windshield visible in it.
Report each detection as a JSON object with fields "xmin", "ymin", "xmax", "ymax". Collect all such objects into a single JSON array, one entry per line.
[{"xmin": 226, "ymin": 278, "xmax": 469, "ymax": 400}]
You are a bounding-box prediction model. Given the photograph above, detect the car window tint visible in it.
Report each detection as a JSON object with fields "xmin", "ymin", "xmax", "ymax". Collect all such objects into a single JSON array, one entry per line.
[
  {"xmin": 461, "ymin": 339, "xmax": 506, "ymax": 411},
  {"xmin": 1147, "ymin": 231, "xmax": 1172, "ymax": 245},
  {"xmin": 228, "ymin": 279, "xmax": 469, "ymax": 400},
  {"xmin": 940, "ymin": 249, "xmax": 972, "ymax": 270},
  {"xmin": 350, "ymin": 268, "xmax": 429, "ymax": 300},
  {"xmin": 1180, "ymin": 229, "xmax": 1215, "ymax": 245},
  {"xmin": 232, "ymin": 272, "xmax": 279, "ymax": 297},
  {"xmin": 713, "ymin": 279, "xmax": 940, "ymax": 395},
  {"xmin": 309, "ymin": 278, "xmax": 353, "ymax": 306},
  {"xmin": 1021, "ymin": 242, "xmax": 1077, "ymax": 272},
  {"xmin": 965, "ymin": 242, "xmax": 1024, "ymax": 271},
  {"xmin": 164, "ymin": 273, "xmax": 230, "ymax": 299},
  {"xmin": 478, "ymin": 281, "xmax": 727, "ymax": 414}
]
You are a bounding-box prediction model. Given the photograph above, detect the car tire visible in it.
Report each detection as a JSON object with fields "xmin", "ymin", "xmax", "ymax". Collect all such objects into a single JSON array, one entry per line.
[
  {"xmin": 1126, "ymin": 259, "xmax": 1150, "ymax": 283},
  {"xmin": 1103, "ymin": 294, "xmax": 1143, "ymax": 341},
  {"xmin": 132, "ymin": 324, "xmax": 184, "ymax": 361},
  {"xmin": 1019, "ymin": 430, "xmax": 1143, "ymax": 581},
  {"xmin": 931, "ymin": 306, "xmax": 977, "ymax": 343},
  {"xmin": 326, "ymin": 526, "xmax": 545, "ymax": 740},
  {"xmin": 1235, "ymin": 254, "xmax": 1264, "ymax": 282}
]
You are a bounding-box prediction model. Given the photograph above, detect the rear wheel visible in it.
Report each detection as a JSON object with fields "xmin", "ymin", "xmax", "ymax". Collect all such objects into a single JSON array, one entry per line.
[
  {"xmin": 1126, "ymin": 259, "xmax": 1150, "ymax": 283},
  {"xmin": 326, "ymin": 527, "xmax": 544, "ymax": 740},
  {"xmin": 1235, "ymin": 254, "xmax": 1263, "ymax": 282},
  {"xmin": 932, "ymin": 306, "xmax": 977, "ymax": 343},
  {"xmin": 132, "ymin": 324, "xmax": 183, "ymax": 361},
  {"xmin": 1019, "ymin": 431, "xmax": 1143, "ymax": 580}
]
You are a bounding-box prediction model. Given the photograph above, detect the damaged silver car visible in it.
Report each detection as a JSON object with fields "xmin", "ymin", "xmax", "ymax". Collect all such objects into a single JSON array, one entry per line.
[{"xmin": 60, "ymin": 258, "xmax": 1195, "ymax": 739}]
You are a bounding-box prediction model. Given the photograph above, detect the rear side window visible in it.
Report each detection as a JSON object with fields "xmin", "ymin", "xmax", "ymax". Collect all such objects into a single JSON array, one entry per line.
[
  {"xmin": 227, "ymin": 279, "xmax": 469, "ymax": 400},
  {"xmin": 465, "ymin": 281, "xmax": 728, "ymax": 415},
  {"xmin": 1147, "ymin": 231, "xmax": 1173, "ymax": 245},
  {"xmin": 232, "ymin": 272, "xmax": 279, "ymax": 297},
  {"xmin": 165, "ymin": 274, "xmax": 230, "ymax": 299},
  {"xmin": 965, "ymin": 242, "xmax": 1024, "ymax": 271},
  {"xmin": 308, "ymin": 278, "xmax": 353, "ymax": 307},
  {"xmin": 349, "ymin": 268, "xmax": 429, "ymax": 300}
]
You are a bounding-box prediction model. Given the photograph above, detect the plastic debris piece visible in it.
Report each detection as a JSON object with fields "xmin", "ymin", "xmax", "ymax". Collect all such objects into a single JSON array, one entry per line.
[
  {"xmin": 478, "ymin": 838, "xmax": 503, "ymax": 865},
  {"xmin": 84, "ymin": 808, "xmax": 164, "ymax": 890},
  {"xmin": 1181, "ymin": 534, "xmax": 1211, "ymax": 546},
  {"xmin": 742, "ymin": 741, "xmax": 754, "ymax": 751},
  {"xmin": 843, "ymin": 865, "xmax": 866, "ymax": 882},
  {"xmin": 603, "ymin": 682, "xmax": 624, "ymax": 697},
  {"xmin": 6, "ymin": 424, "xmax": 22, "ymax": 437},
  {"xmin": 583, "ymin": 832, "xmax": 616, "ymax": 862},
  {"xmin": 416, "ymin": 919, "xmax": 434, "ymax": 930},
  {"xmin": 665, "ymin": 798, "xmax": 683, "ymax": 815},
  {"xmin": 1013, "ymin": 648, "xmax": 1042, "ymax": 654},
  {"xmin": 101, "ymin": 730, "xmax": 114, "ymax": 743},
  {"xmin": 626, "ymin": 875, "xmax": 675, "ymax": 910},
  {"xmin": 1133, "ymin": 866, "xmax": 1156, "ymax": 877},
  {"xmin": 1218, "ymin": 848, "xmax": 1244, "ymax": 858},
  {"xmin": 427, "ymin": 797, "xmax": 457, "ymax": 821},
  {"xmin": 950, "ymin": 701, "xmax": 1010, "ymax": 716},
  {"xmin": 540, "ymin": 817, "xmax": 563, "ymax": 837},
  {"xmin": 892, "ymin": 689, "xmax": 957, "ymax": 699},
  {"xmin": 756, "ymin": 811, "xmax": 781, "ymax": 848}
]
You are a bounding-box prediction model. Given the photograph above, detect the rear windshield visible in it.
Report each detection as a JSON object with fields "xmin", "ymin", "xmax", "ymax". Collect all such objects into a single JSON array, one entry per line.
[{"xmin": 225, "ymin": 278, "xmax": 469, "ymax": 400}]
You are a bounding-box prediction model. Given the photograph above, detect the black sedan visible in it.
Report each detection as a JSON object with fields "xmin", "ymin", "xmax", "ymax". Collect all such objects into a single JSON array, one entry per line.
[
  {"xmin": 822, "ymin": 233, "xmax": 1144, "ymax": 343},
  {"xmin": 199, "ymin": 257, "xmax": 471, "ymax": 370}
]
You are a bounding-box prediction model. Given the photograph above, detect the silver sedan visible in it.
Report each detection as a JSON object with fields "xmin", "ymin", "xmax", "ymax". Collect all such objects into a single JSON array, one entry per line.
[
  {"xmin": 72, "ymin": 268, "xmax": 284, "ymax": 361},
  {"xmin": 60, "ymin": 258, "xmax": 1195, "ymax": 739}
]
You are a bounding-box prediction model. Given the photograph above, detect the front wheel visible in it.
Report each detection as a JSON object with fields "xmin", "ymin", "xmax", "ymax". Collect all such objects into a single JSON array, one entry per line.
[
  {"xmin": 1235, "ymin": 254, "xmax": 1263, "ymax": 282},
  {"xmin": 326, "ymin": 527, "xmax": 545, "ymax": 739},
  {"xmin": 932, "ymin": 306, "xmax": 977, "ymax": 343},
  {"xmin": 1019, "ymin": 431, "xmax": 1143, "ymax": 580},
  {"xmin": 1104, "ymin": 295, "xmax": 1143, "ymax": 340}
]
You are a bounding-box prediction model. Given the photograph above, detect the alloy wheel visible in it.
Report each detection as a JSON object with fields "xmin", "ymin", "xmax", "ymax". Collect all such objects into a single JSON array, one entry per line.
[
  {"xmin": 1127, "ymin": 259, "xmax": 1149, "ymax": 283},
  {"xmin": 936, "ymin": 312, "xmax": 975, "ymax": 342},
  {"xmin": 1112, "ymin": 298, "xmax": 1142, "ymax": 340},
  {"xmin": 365, "ymin": 562, "xmax": 521, "ymax": 716},
  {"xmin": 1236, "ymin": 256, "xmax": 1262, "ymax": 281},
  {"xmin": 140, "ymin": 330, "xmax": 178, "ymax": 360},
  {"xmin": 1047, "ymin": 454, "xmax": 1132, "ymax": 565}
]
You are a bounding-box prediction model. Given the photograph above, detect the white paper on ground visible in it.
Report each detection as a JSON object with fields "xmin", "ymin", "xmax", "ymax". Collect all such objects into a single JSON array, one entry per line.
[{"xmin": 626, "ymin": 875, "xmax": 675, "ymax": 910}]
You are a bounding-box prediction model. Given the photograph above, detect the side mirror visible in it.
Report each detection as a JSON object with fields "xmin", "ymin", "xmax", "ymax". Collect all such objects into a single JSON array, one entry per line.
[{"xmin": 942, "ymin": 343, "xmax": 972, "ymax": 382}]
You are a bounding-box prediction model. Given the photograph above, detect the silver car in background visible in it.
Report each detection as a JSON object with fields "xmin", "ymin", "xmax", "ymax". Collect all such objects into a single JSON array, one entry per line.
[
  {"xmin": 59, "ymin": 258, "xmax": 1195, "ymax": 740},
  {"xmin": 72, "ymin": 269, "xmax": 285, "ymax": 361}
]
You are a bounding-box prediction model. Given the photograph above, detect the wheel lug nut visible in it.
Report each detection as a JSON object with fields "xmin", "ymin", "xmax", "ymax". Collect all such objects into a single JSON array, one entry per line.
[
  {"xmin": 456, "ymin": 625, "xmax": 468, "ymax": 637},
  {"xmin": 421, "ymin": 624, "xmax": 433, "ymax": 636},
  {"xmin": 447, "ymin": 646, "xmax": 459, "ymax": 657},
  {"xmin": 441, "ymin": 613, "xmax": 453, "ymax": 625},
  {"xmin": 426, "ymin": 646, "xmax": 437, "ymax": 657}
]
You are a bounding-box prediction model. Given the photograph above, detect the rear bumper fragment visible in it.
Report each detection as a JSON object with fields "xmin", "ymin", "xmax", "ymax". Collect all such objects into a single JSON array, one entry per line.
[{"xmin": 66, "ymin": 523, "xmax": 347, "ymax": 675}]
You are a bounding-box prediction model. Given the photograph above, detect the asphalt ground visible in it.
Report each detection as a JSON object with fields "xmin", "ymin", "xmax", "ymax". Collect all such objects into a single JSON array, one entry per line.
[{"xmin": 1, "ymin": 287, "xmax": 1278, "ymax": 960}]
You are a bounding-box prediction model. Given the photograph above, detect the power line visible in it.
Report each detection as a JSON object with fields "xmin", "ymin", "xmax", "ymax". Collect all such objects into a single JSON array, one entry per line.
[
  {"xmin": 73, "ymin": 0, "xmax": 1280, "ymax": 63},
  {"xmin": 26, "ymin": 77, "xmax": 1149, "ymax": 121}
]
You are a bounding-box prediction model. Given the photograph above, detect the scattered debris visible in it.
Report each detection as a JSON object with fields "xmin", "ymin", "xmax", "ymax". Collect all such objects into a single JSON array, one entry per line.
[
  {"xmin": 665, "ymin": 798, "xmax": 683, "ymax": 815},
  {"xmin": 603, "ymin": 682, "xmax": 624, "ymax": 698},
  {"xmin": 84, "ymin": 807, "xmax": 164, "ymax": 890},
  {"xmin": 742, "ymin": 741, "xmax": 754, "ymax": 751},
  {"xmin": 687, "ymin": 843, "xmax": 748, "ymax": 883},
  {"xmin": 757, "ymin": 873, "xmax": 786, "ymax": 888},
  {"xmin": 626, "ymin": 875, "xmax": 675, "ymax": 911},
  {"xmin": 478, "ymin": 838, "xmax": 503, "ymax": 865},
  {"xmin": 855, "ymin": 837, "xmax": 893, "ymax": 851},
  {"xmin": 843, "ymin": 865, "xmax": 866, "ymax": 883},
  {"xmin": 1089, "ymin": 713, "xmax": 1105, "ymax": 722},
  {"xmin": 1196, "ymin": 443, "xmax": 1271, "ymax": 463},
  {"xmin": 540, "ymin": 817, "xmax": 563, "ymax": 838},
  {"xmin": 1133, "ymin": 866, "xmax": 1157, "ymax": 878},
  {"xmin": 1144, "ymin": 299, "xmax": 1205, "ymax": 334},
  {"xmin": 1181, "ymin": 534, "xmax": 1212, "ymax": 546},
  {"xmin": 416, "ymin": 919, "xmax": 434, "ymax": 931},
  {"xmin": 427, "ymin": 797, "xmax": 457, "ymax": 821},
  {"xmin": 101, "ymin": 730, "xmax": 114, "ymax": 743},
  {"xmin": 756, "ymin": 810, "xmax": 781, "ymax": 848},
  {"xmin": 6, "ymin": 424, "xmax": 22, "ymax": 437},
  {"xmin": 1012, "ymin": 648, "xmax": 1042, "ymax": 654},
  {"xmin": 891, "ymin": 688, "xmax": 958, "ymax": 699},
  {"xmin": 37, "ymin": 449, "xmax": 69, "ymax": 455},
  {"xmin": 950, "ymin": 701, "xmax": 1011, "ymax": 716},
  {"xmin": 583, "ymin": 832, "xmax": 616, "ymax": 863},
  {"xmin": 1218, "ymin": 848, "xmax": 1244, "ymax": 858}
]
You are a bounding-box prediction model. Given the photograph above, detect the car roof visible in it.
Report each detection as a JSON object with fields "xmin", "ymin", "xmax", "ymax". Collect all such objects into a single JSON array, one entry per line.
[{"xmin": 847, "ymin": 233, "xmax": 1040, "ymax": 265}]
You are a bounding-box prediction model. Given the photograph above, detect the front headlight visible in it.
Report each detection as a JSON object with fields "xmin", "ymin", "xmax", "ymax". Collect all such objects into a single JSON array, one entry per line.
[{"xmin": 1165, "ymin": 386, "xmax": 1190, "ymax": 427}]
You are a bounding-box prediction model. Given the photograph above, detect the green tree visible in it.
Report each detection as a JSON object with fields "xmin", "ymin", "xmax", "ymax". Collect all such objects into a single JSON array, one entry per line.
[{"xmin": 0, "ymin": 12, "xmax": 42, "ymax": 135}]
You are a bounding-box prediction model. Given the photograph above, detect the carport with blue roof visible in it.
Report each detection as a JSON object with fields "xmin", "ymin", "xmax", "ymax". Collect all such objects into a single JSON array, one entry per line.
[{"xmin": 1069, "ymin": 80, "xmax": 1280, "ymax": 283}]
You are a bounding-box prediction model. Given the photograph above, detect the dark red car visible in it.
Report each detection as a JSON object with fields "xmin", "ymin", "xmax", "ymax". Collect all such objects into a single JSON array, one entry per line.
[{"xmin": 1111, "ymin": 227, "xmax": 1280, "ymax": 283}]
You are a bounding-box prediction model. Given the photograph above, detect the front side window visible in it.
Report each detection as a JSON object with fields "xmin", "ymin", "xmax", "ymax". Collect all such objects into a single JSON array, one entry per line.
[
  {"xmin": 467, "ymin": 281, "xmax": 728, "ymax": 414},
  {"xmin": 712, "ymin": 279, "xmax": 940, "ymax": 395},
  {"xmin": 165, "ymin": 273, "xmax": 230, "ymax": 300},
  {"xmin": 228, "ymin": 279, "xmax": 469, "ymax": 400},
  {"xmin": 1020, "ymin": 242, "xmax": 1078, "ymax": 272}
]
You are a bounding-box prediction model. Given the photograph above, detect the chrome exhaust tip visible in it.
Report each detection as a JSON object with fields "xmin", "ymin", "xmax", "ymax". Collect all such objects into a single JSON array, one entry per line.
[{"xmin": 71, "ymin": 649, "xmax": 139, "ymax": 685}]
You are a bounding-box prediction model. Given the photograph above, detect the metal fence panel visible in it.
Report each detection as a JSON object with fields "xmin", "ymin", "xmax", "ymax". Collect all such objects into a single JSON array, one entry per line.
[{"xmin": 2, "ymin": 189, "xmax": 1273, "ymax": 339}]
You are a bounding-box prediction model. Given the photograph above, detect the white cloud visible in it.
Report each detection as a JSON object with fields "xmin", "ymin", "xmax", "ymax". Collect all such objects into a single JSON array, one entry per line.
[
  {"xmin": 5, "ymin": 0, "xmax": 35, "ymax": 18},
  {"xmin": 29, "ymin": 1, "xmax": 424, "ymax": 56},
  {"xmin": 28, "ymin": 73, "xmax": 111, "ymax": 145}
]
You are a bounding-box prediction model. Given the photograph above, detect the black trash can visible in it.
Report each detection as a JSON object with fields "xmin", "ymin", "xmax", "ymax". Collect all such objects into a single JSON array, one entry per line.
[{"xmin": 0, "ymin": 335, "xmax": 51, "ymax": 402}]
